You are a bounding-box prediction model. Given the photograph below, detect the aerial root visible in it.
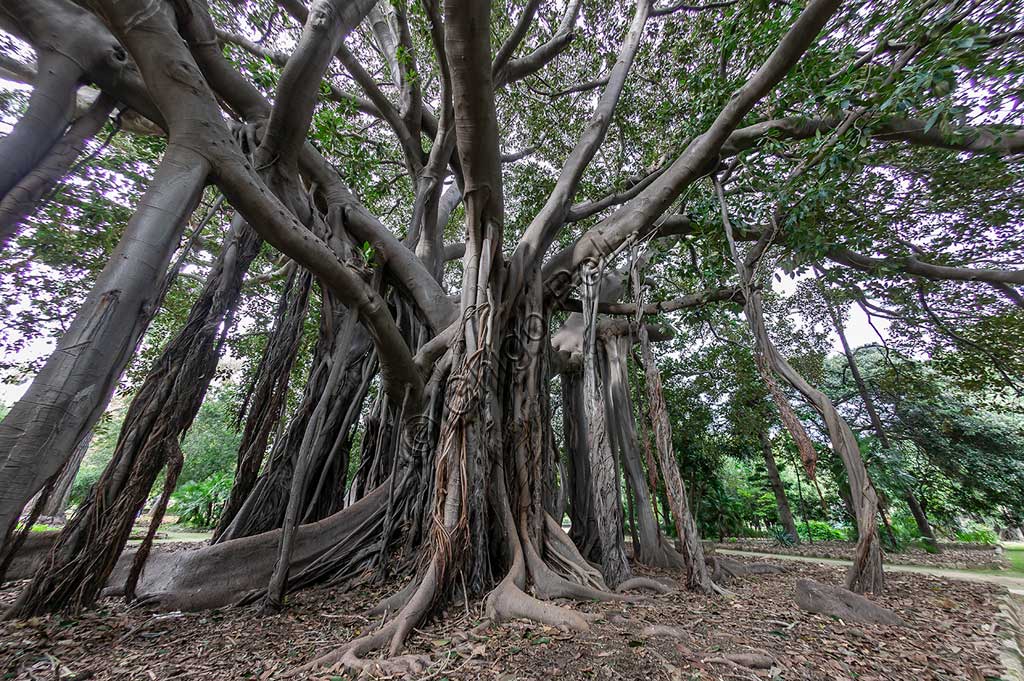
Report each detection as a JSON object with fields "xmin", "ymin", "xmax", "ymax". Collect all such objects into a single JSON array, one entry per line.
[{"xmin": 617, "ymin": 577, "xmax": 673, "ymax": 594}]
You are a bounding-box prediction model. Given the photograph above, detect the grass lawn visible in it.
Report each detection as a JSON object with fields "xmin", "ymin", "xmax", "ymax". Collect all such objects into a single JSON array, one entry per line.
[{"xmin": 1003, "ymin": 542, "xmax": 1024, "ymax": 577}]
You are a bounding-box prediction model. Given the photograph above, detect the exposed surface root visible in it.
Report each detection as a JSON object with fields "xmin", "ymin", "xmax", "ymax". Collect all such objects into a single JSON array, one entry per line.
[
  {"xmin": 366, "ymin": 579, "xmax": 417, "ymax": 617},
  {"xmin": 542, "ymin": 514, "xmax": 607, "ymax": 591},
  {"xmin": 525, "ymin": 531, "xmax": 627, "ymax": 603},
  {"xmin": 794, "ymin": 578, "xmax": 905, "ymax": 625},
  {"xmin": 617, "ymin": 576, "xmax": 673, "ymax": 594},
  {"xmin": 641, "ymin": 624, "xmax": 687, "ymax": 638},
  {"xmin": 486, "ymin": 578, "xmax": 592, "ymax": 631}
]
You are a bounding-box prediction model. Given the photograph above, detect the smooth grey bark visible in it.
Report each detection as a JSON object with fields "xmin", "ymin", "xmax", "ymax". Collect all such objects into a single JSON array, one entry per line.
[
  {"xmin": 759, "ymin": 431, "xmax": 799, "ymax": 543},
  {"xmin": 0, "ymin": 144, "xmax": 209, "ymax": 545},
  {"xmin": 543, "ymin": 0, "xmax": 842, "ymax": 291},
  {"xmin": 0, "ymin": 93, "xmax": 116, "ymax": 249},
  {"xmin": 603, "ymin": 335, "xmax": 682, "ymax": 569}
]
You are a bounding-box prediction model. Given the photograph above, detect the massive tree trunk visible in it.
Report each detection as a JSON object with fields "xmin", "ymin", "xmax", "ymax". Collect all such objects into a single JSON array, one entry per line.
[
  {"xmin": 8, "ymin": 217, "xmax": 261, "ymax": 617},
  {"xmin": 759, "ymin": 431, "xmax": 799, "ymax": 543},
  {"xmin": 0, "ymin": 0, "xmax": 862, "ymax": 672},
  {"xmin": 0, "ymin": 143, "xmax": 208, "ymax": 548},
  {"xmin": 603, "ymin": 335, "xmax": 683, "ymax": 570}
]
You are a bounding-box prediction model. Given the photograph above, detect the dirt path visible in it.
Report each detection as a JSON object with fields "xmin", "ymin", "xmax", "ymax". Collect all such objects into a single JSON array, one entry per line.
[{"xmin": 717, "ymin": 548, "xmax": 1024, "ymax": 594}]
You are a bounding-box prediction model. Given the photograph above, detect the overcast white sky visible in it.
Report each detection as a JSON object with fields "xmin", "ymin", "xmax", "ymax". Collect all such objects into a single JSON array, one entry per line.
[{"xmin": 0, "ymin": 271, "xmax": 888, "ymax": 406}]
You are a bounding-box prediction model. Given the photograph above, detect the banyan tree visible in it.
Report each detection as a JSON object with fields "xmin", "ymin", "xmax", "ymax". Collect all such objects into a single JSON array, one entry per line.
[{"xmin": 0, "ymin": 0, "xmax": 1021, "ymax": 673}]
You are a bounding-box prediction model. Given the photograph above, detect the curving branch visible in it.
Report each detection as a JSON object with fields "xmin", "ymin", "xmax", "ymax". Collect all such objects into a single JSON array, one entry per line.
[
  {"xmin": 508, "ymin": 0, "xmax": 652, "ymax": 297},
  {"xmin": 0, "ymin": 93, "xmax": 116, "ymax": 248},
  {"xmin": 543, "ymin": 0, "xmax": 843, "ymax": 290},
  {"xmin": 256, "ymin": 0, "xmax": 377, "ymax": 166},
  {"xmin": 829, "ymin": 248, "xmax": 1024, "ymax": 308},
  {"xmin": 495, "ymin": 0, "xmax": 583, "ymax": 87},
  {"xmin": 492, "ymin": 0, "xmax": 542, "ymax": 77},
  {"xmin": 722, "ymin": 115, "xmax": 1024, "ymax": 157},
  {"xmin": 558, "ymin": 286, "xmax": 743, "ymax": 314}
]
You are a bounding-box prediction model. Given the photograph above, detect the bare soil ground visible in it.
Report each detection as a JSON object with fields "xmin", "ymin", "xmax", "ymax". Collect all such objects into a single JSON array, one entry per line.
[
  {"xmin": 0, "ymin": 554, "xmax": 1008, "ymax": 680},
  {"xmin": 715, "ymin": 538, "xmax": 1009, "ymax": 571}
]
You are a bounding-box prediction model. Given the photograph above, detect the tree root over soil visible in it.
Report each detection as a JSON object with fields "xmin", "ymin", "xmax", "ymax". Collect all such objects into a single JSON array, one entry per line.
[{"xmin": 103, "ymin": 482, "xmax": 391, "ymax": 611}]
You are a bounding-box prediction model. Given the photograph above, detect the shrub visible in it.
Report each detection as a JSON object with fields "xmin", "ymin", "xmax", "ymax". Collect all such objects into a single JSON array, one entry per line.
[
  {"xmin": 955, "ymin": 527, "xmax": 997, "ymax": 544},
  {"xmin": 797, "ymin": 520, "xmax": 845, "ymax": 542},
  {"xmin": 171, "ymin": 472, "xmax": 232, "ymax": 529}
]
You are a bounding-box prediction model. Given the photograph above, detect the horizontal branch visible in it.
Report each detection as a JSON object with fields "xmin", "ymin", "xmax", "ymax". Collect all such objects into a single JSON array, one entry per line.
[
  {"xmin": 829, "ymin": 248, "xmax": 1024, "ymax": 286},
  {"xmin": 722, "ymin": 115, "xmax": 1024, "ymax": 156},
  {"xmin": 558, "ymin": 287, "xmax": 743, "ymax": 315}
]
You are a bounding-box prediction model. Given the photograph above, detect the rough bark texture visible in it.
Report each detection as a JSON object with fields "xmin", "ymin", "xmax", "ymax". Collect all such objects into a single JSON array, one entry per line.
[
  {"xmin": 215, "ymin": 267, "xmax": 312, "ymax": 538},
  {"xmin": 760, "ymin": 431, "xmax": 799, "ymax": 543},
  {"xmin": 603, "ymin": 335, "xmax": 683, "ymax": 570},
  {"xmin": 8, "ymin": 218, "xmax": 261, "ymax": 617},
  {"xmin": 0, "ymin": 143, "xmax": 208, "ymax": 545},
  {"xmin": 638, "ymin": 325, "xmax": 715, "ymax": 594},
  {"xmin": 581, "ymin": 266, "xmax": 631, "ymax": 587}
]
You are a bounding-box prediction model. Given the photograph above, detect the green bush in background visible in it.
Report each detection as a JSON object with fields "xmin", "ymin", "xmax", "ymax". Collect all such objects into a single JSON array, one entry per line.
[
  {"xmin": 171, "ymin": 472, "xmax": 232, "ymax": 529},
  {"xmin": 797, "ymin": 520, "xmax": 846, "ymax": 542}
]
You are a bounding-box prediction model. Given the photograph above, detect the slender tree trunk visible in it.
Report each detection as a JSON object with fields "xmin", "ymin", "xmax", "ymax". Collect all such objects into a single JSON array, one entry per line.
[
  {"xmin": 215, "ymin": 267, "xmax": 312, "ymax": 538},
  {"xmin": 638, "ymin": 325, "xmax": 715, "ymax": 594},
  {"xmin": 818, "ymin": 276, "xmax": 939, "ymax": 549},
  {"xmin": 604, "ymin": 335, "xmax": 682, "ymax": 569},
  {"xmin": 561, "ymin": 371, "xmax": 602, "ymax": 562},
  {"xmin": 264, "ymin": 308, "xmax": 358, "ymax": 611},
  {"xmin": 906, "ymin": 491, "xmax": 937, "ymax": 547},
  {"xmin": 759, "ymin": 431, "xmax": 798, "ymax": 543},
  {"xmin": 39, "ymin": 433, "xmax": 94, "ymax": 521}
]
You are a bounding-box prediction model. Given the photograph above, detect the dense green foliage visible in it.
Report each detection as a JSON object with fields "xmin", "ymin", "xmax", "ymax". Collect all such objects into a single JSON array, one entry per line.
[{"xmin": 68, "ymin": 387, "xmax": 242, "ymax": 514}]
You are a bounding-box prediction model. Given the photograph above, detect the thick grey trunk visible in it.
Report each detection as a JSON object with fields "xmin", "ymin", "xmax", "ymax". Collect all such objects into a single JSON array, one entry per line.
[
  {"xmin": 581, "ymin": 266, "xmax": 631, "ymax": 587},
  {"xmin": 603, "ymin": 336, "xmax": 683, "ymax": 569},
  {"xmin": 0, "ymin": 143, "xmax": 208, "ymax": 542}
]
